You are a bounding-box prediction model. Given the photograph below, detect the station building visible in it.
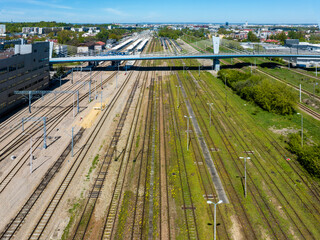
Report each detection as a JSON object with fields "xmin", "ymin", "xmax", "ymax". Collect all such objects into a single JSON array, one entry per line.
[{"xmin": 0, "ymin": 42, "xmax": 50, "ymax": 116}]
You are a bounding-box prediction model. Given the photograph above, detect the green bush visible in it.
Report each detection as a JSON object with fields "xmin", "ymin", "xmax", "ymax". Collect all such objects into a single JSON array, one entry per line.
[
  {"xmin": 287, "ymin": 133, "xmax": 320, "ymax": 178},
  {"xmin": 218, "ymin": 70, "xmax": 297, "ymax": 115}
]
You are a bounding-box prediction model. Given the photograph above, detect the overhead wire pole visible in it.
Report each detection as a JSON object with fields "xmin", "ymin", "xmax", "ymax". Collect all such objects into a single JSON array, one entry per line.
[
  {"xmin": 15, "ymin": 90, "xmax": 79, "ymax": 114},
  {"xmin": 21, "ymin": 117, "xmax": 47, "ymax": 149},
  {"xmin": 239, "ymin": 157, "xmax": 250, "ymax": 198}
]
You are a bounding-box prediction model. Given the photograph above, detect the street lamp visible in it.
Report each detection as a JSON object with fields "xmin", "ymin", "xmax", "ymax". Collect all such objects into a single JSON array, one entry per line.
[
  {"xmin": 297, "ymin": 113, "xmax": 303, "ymax": 147},
  {"xmin": 239, "ymin": 157, "xmax": 250, "ymax": 198},
  {"xmin": 207, "ymin": 103, "xmax": 213, "ymax": 126},
  {"xmin": 207, "ymin": 200, "xmax": 223, "ymax": 240},
  {"xmin": 184, "ymin": 115, "xmax": 192, "ymax": 150}
]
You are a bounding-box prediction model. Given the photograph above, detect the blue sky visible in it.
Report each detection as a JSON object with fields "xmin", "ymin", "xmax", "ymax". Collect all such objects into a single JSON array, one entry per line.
[{"xmin": 0, "ymin": 0, "xmax": 319, "ymax": 24}]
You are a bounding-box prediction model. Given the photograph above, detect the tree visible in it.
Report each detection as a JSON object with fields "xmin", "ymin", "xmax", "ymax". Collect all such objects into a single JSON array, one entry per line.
[
  {"xmin": 57, "ymin": 30, "xmax": 72, "ymax": 44},
  {"xmin": 247, "ymin": 31, "xmax": 260, "ymax": 42}
]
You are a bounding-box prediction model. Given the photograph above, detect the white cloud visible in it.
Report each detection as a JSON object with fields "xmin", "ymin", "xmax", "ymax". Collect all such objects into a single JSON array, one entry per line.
[
  {"xmin": 17, "ymin": 0, "xmax": 72, "ymax": 10},
  {"xmin": 104, "ymin": 8, "xmax": 128, "ymax": 17}
]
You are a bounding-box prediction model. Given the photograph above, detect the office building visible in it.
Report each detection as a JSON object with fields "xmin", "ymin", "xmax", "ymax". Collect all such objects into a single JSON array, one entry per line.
[{"xmin": 0, "ymin": 42, "xmax": 50, "ymax": 116}]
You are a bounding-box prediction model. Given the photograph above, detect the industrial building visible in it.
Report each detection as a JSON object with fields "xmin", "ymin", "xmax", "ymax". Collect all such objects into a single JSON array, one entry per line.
[{"xmin": 0, "ymin": 42, "xmax": 50, "ymax": 116}]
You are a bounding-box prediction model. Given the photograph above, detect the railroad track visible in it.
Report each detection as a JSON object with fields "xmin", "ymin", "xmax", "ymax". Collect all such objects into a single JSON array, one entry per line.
[
  {"xmin": 158, "ymin": 72, "xmax": 171, "ymax": 239},
  {"xmin": 173, "ymin": 61, "xmax": 257, "ymax": 239},
  {"xmin": 185, "ymin": 66, "xmax": 320, "ymax": 238},
  {"xmin": 70, "ymin": 38, "xmax": 156, "ymax": 239},
  {"xmin": 124, "ymin": 39, "xmax": 156, "ymax": 240},
  {"xmin": 0, "ymin": 62, "xmax": 110, "ymax": 151},
  {"xmin": 72, "ymin": 74, "xmax": 140, "ymax": 240},
  {"xmin": 299, "ymin": 103, "xmax": 320, "ymax": 120},
  {"xmin": 0, "ymin": 62, "xmax": 109, "ymax": 136},
  {"xmin": 27, "ymin": 68, "xmax": 136, "ymax": 240},
  {"xmin": 0, "ymin": 71, "xmax": 118, "ymax": 195},
  {"xmin": 0, "ymin": 67, "xmax": 129, "ymax": 239}
]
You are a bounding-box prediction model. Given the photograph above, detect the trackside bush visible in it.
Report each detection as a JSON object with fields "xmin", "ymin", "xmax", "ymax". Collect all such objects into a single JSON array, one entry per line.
[
  {"xmin": 218, "ymin": 70, "xmax": 297, "ymax": 115},
  {"xmin": 286, "ymin": 133, "xmax": 320, "ymax": 178}
]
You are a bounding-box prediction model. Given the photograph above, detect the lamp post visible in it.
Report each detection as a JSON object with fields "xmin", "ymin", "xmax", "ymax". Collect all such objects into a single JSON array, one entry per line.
[
  {"xmin": 239, "ymin": 157, "xmax": 250, "ymax": 198},
  {"xmin": 184, "ymin": 115, "xmax": 192, "ymax": 150},
  {"xmin": 207, "ymin": 200, "xmax": 223, "ymax": 240},
  {"xmin": 297, "ymin": 113, "xmax": 303, "ymax": 147},
  {"xmin": 207, "ymin": 102, "xmax": 213, "ymax": 126}
]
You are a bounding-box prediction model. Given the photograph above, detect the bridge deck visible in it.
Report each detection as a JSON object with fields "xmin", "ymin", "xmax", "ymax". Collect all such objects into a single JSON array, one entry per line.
[{"xmin": 49, "ymin": 53, "xmax": 320, "ymax": 63}]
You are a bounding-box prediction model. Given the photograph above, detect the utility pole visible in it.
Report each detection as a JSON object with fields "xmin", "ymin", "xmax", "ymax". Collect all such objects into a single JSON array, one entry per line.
[{"xmin": 239, "ymin": 157, "xmax": 250, "ymax": 198}]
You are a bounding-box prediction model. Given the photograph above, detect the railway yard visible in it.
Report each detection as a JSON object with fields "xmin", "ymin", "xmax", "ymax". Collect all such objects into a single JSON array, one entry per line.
[{"xmin": 0, "ymin": 35, "xmax": 320, "ymax": 240}]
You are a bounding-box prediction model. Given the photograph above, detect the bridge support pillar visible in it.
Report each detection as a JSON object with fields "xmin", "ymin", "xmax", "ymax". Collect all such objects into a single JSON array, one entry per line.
[{"xmin": 213, "ymin": 59, "xmax": 220, "ymax": 71}]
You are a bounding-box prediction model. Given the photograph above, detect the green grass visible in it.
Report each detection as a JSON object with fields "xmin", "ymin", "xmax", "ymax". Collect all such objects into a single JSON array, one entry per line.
[
  {"xmin": 115, "ymin": 191, "xmax": 134, "ymax": 240},
  {"xmin": 86, "ymin": 154, "xmax": 100, "ymax": 180}
]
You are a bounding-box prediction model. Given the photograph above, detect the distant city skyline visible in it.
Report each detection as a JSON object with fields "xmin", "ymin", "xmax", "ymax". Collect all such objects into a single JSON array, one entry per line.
[{"xmin": 0, "ymin": 0, "xmax": 318, "ymax": 24}]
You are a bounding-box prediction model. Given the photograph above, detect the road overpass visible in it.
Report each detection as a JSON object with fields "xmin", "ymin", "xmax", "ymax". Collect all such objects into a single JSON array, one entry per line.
[{"xmin": 49, "ymin": 52, "xmax": 320, "ymax": 71}]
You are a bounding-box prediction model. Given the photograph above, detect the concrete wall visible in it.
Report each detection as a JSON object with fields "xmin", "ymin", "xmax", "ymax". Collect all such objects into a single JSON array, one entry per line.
[{"xmin": 0, "ymin": 42, "xmax": 50, "ymax": 116}]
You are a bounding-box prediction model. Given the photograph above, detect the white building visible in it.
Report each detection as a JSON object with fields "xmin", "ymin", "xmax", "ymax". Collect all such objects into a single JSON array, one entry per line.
[
  {"xmin": 0, "ymin": 25, "xmax": 6, "ymax": 36},
  {"xmin": 54, "ymin": 44, "xmax": 68, "ymax": 57}
]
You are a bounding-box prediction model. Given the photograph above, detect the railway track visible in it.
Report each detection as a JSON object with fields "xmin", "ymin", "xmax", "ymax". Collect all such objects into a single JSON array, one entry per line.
[
  {"xmin": 172, "ymin": 61, "xmax": 257, "ymax": 239},
  {"xmin": 185, "ymin": 65, "xmax": 320, "ymax": 238},
  {"xmin": 158, "ymin": 72, "xmax": 171, "ymax": 240},
  {"xmin": 0, "ymin": 71, "xmax": 118, "ymax": 195},
  {"xmin": 166, "ymin": 81, "xmax": 199, "ymax": 239},
  {"xmin": 72, "ymin": 73, "xmax": 141, "ymax": 240},
  {"xmin": 0, "ymin": 62, "xmax": 108, "ymax": 137},
  {"xmin": 0, "ymin": 62, "xmax": 111, "ymax": 154},
  {"xmin": 69, "ymin": 38, "xmax": 156, "ymax": 240},
  {"xmin": 27, "ymin": 68, "xmax": 136, "ymax": 240}
]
